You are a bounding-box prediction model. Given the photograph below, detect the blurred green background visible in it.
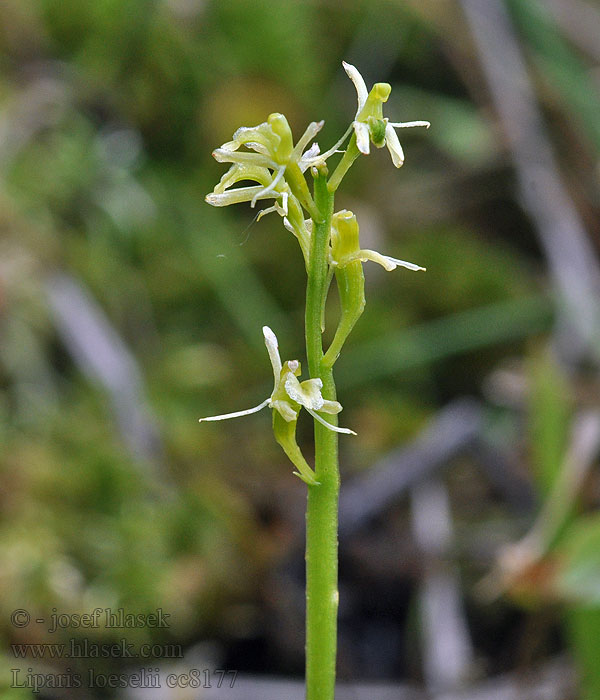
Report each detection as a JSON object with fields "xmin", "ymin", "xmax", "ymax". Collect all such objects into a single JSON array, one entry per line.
[{"xmin": 1, "ymin": 0, "xmax": 600, "ymax": 697}]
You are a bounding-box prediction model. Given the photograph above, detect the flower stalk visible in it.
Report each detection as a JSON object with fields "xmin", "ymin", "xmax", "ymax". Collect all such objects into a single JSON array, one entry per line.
[
  {"xmin": 304, "ymin": 165, "xmax": 340, "ymax": 700},
  {"xmin": 200, "ymin": 61, "xmax": 428, "ymax": 700}
]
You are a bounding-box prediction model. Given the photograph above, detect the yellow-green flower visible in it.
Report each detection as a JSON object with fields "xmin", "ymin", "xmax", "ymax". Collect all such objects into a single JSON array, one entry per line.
[
  {"xmin": 330, "ymin": 209, "xmax": 425, "ymax": 272},
  {"xmin": 343, "ymin": 61, "xmax": 430, "ymax": 167},
  {"xmin": 205, "ymin": 113, "xmax": 323, "ymax": 220},
  {"xmin": 321, "ymin": 210, "xmax": 425, "ymax": 367},
  {"xmin": 199, "ymin": 326, "xmax": 355, "ymax": 484}
]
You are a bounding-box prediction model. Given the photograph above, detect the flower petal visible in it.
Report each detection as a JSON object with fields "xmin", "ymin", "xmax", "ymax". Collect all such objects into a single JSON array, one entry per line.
[
  {"xmin": 256, "ymin": 203, "xmax": 283, "ymax": 222},
  {"xmin": 242, "ymin": 142, "xmax": 271, "ymax": 155},
  {"xmin": 357, "ymin": 248, "xmax": 425, "ymax": 272},
  {"xmin": 292, "ymin": 120, "xmax": 324, "ymax": 161},
  {"xmin": 213, "ymin": 164, "xmax": 272, "ymax": 193},
  {"xmin": 342, "ymin": 61, "xmax": 368, "ymax": 115},
  {"xmin": 351, "ymin": 248, "xmax": 394, "ymax": 271},
  {"xmin": 226, "ymin": 123, "xmax": 281, "ymax": 153},
  {"xmin": 303, "ymin": 124, "xmax": 353, "ymax": 168},
  {"xmin": 205, "ymin": 186, "xmax": 276, "ymax": 207},
  {"xmin": 384, "ymin": 123, "xmax": 405, "ymax": 168},
  {"xmin": 263, "ymin": 326, "xmax": 282, "ymax": 383},
  {"xmin": 354, "ymin": 121, "xmax": 371, "ymax": 155},
  {"xmin": 298, "ymin": 142, "xmax": 321, "ymax": 172},
  {"xmin": 306, "ymin": 408, "xmax": 357, "ymax": 435},
  {"xmin": 250, "ymin": 165, "xmax": 286, "ymax": 208},
  {"xmin": 212, "ymin": 148, "xmax": 277, "ymax": 169},
  {"xmin": 257, "ymin": 199, "xmax": 287, "ymax": 222},
  {"xmin": 320, "ymin": 399, "xmax": 343, "ymax": 414},
  {"xmin": 271, "ymin": 399, "xmax": 299, "ymax": 422},
  {"xmin": 284, "ymin": 374, "xmax": 325, "ymax": 410},
  {"xmin": 388, "ymin": 120, "xmax": 431, "ymax": 129},
  {"xmin": 382, "ymin": 255, "xmax": 426, "ymax": 272},
  {"xmin": 199, "ymin": 398, "xmax": 270, "ymax": 422}
]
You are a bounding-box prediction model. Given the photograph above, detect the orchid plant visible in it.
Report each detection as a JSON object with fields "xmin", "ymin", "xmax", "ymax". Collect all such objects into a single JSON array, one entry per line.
[{"xmin": 200, "ymin": 61, "xmax": 429, "ymax": 700}]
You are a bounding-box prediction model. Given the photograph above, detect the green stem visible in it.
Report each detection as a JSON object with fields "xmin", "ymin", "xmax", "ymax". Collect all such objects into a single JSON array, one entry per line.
[
  {"xmin": 306, "ymin": 166, "xmax": 333, "ymax": 372},
  {"xmin": 305, "ymin": 165, "xmax": 339, "ymax": 700},
  {"xmin": 327, "ymin": 134, "xmax": 360, "ymax": 193}
]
